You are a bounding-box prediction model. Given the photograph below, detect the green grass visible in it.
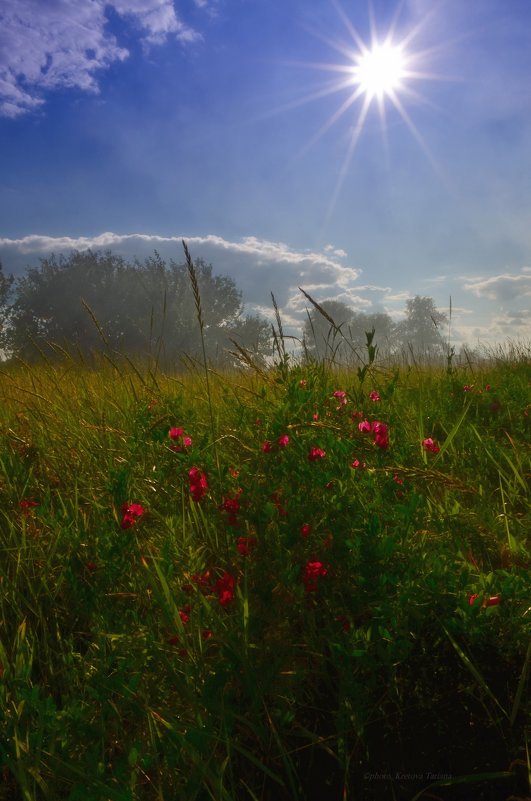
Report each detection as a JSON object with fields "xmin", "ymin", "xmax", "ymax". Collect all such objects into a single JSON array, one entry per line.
[{"xmin": 0, "ymin": 352, "xmax": 529, "ymax": 801}]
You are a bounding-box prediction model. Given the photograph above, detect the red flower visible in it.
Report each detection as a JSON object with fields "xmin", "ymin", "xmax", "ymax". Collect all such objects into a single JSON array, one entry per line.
[
  {"xmin": 358, "ymin": 420, "xmax": 372, "ymax": 433},
  {"xmin": 120, "ymin": 502, "xmax": 145, "ymax": 529},
  {"xmin": 308, "ymin": 447, "xmax": 326, "ymax": 462},
  {"xmin": 179, "ymin": 605, "xmax": 191, "ymax": 624},
  {"xmin": 216, "ymin": 571, "xmax": 236, "ymax": 607},
  {"xmin": 236, "ymin": 536, "xmax": 257, "ymax": 556},
  {"xmin": 278, "ymin": 434, "xmax": 290, "ymax": 447},
  {"xmin": 422, "ymin": 437, "xmax": 440, "ymax": 454},
  {"xmin": 485, "ymin": 594, "xmax": 501, "ymax": 607},
  {"xmin": 350, "ymin": 459, "xmax": 366, "ymax": 469},
  {"xmin": 189, "ymin": 467, "xmax": 208, "ymax": 501},
  {"xmin": 221, "ymin": 494, "xmax": 241, "ymax": 526},
  {"xmin": 19, "ymin": 499, "xmax": 39, "ymax": 513},
  {"xmin": 303, "ymin": 559, "xmax": 328, "ymax": 592},
  {"xmin": 393, "ymin": 474, "xmax": 404, "ymax": 485},
  {"xmin": 463, "ymin": 384, "xmax": 474, "ymax": 392},
  {"xmin": 468, "ymin": 593, "xmax": 480, "ymax": 606},
  {"xmin": 262, "ymin": 440, "xmax": 273, "ymax": 453},
  {"xmin": 300, "ymin": 523, "xmax": 312, "ymax": 538},
  {"xmin": 371, "ymin": 421, "xmax": 389, "ymax": 449},
  {"xmin": 369, "ymin": 390, "xmax": 380, "ymax": 402}
]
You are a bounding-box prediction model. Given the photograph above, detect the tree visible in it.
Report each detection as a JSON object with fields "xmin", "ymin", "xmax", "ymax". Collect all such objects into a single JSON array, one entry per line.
[
  {"xmin": 394, "ymin": 296, "xmax": 447, "ymax": 356},
  {"xmin": 302, "ymin": 299, "xmax": 394, "ymax": 364},
  {"xmin": 0, "ymin": 249, "xmax": 271, "ymax": 367}
]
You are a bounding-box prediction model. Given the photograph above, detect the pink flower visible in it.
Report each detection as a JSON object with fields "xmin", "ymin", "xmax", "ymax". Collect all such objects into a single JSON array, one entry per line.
[
  {"xmin": 303, "ymin": 560, "xmax": 328, "ymax": 592},
  {"xmin": 262, "ymin": 440, "xmax": 273, "ymax": 453},
  {"xmin": 278, "ymin": 434, "xmax": 290, "ymax": 447},
  {"xmin": 369, "ymin": 390, "xmax": 380, "ymax": 402},
  {"xmin": 372, "ymin": 421, "xmax": 389, "ymax": 449},
  {"xmin": 169, "ymin": 427, "xmax": 192, "ymax": 451},
  {"xmin": 422, "ymin": 437, "xmax": 440, "ymax": 454},
  {"xmin": 358, "ymin": 420, "xmax": 372, "ymax": 433},
  {"xmin": 333, "ymin": 390, "xmax": 347, "ymax": 400},
  {"xmin": 350, "ymin": 459, "xmax": 366, "ymax": 469},
  {"xmin": 300, "ymin": 523, "xmax": 312, "ymax": 538},
  {"xmin": 216, "ymin": 571, "xmax": 236, "ymax": 607},
  {"xmin": 312, "ymin": 412, "xmax": 319, "ymax": 421},
  {"xmin": 308, "ymin": 447, "xmax": 326, "ymax": 462},
  {"xmin": 120, "ymin": 502, "xmax": 145, "ymax": 529},
  {"xmin": 189, "ymin": 467, "xmax": 208, "ymax": 502}
]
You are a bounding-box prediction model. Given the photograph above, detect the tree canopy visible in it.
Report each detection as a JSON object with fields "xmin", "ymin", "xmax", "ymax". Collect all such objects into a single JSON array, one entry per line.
[
  {"xmin": 302, "ymin": 294, "xmax": 448, "ymax": 363},
  {"xmin": 0, "ymin": 249, "xmax": 271, "ymax": 367}
]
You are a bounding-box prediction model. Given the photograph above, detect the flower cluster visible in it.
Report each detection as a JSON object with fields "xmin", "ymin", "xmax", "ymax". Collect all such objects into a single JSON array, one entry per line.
[
  {"xmin": 120, "ymin": 502, "xmax": 145, "ymax": 529},
  {"xmin": 168, "ymin": 426, "xmax": 192, "ymax": 452},
  {"xmin": 308, "ymin": 446, "xmax": 326, "ymax": 462},
  {"xmin": 303, "ymin": 560, "xmax": 328, "ymax": 592},
  {"xmin": 422, "ymin": 437, "xmax": 440, "ymax": 454},
  {"xmin": 358, "ymin": 420, "xmax": 389, "ymax": 449},
  {"xmin": 189, "ymin": 467, "xmax": 208, "ymax": 502},
  {"xmin": 216, "ymin": 571, "xmax": 236, "ymax": 607}
]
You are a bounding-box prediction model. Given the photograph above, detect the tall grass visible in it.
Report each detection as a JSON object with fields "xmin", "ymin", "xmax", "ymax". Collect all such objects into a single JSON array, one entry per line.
[{"xmin": 0, "ymin": 263, "xmax": 529, "ymax": 800}]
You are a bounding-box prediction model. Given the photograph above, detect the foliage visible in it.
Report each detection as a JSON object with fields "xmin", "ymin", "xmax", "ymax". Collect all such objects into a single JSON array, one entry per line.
[
  {"xmin": 0, "ymin": 340, "xmax": 529, "ymax": 800},
  {"xmin": 0, "ymin": 249, "xmax": 271, "ymax": 367}
]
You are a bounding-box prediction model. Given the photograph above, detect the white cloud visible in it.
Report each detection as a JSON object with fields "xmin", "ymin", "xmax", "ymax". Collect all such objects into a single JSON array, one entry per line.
[
  {"xmin": 0, "ymin": 231, "xmax": 363, "ymax": 334},
  {"xmin": 463, "ymin": 268, "xmax": 531, "ymax": 302},
  {"xmin": 0, "ymin": 0, "xmax": 199, "ymax": 117}
]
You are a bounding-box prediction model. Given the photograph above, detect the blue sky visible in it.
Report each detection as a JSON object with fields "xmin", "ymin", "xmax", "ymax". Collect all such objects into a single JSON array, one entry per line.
[{"xmin": 1, "ymin": 0, "xmax": 530, "ymax": 347}]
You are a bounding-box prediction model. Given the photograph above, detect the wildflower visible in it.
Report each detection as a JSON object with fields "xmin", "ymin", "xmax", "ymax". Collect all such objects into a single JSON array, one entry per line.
[
  {"xmin": 278, "ymin": 434, "xmax": 289, "ymax": 447},
  {"xmin": 350, "ymin": 459, "xmax": 366, "ymax": 469},
  {"xmin": 236, "ymin": 536, "xmax": 257, "ymax": 556},
  {"xmin": 485, "ymin": 594, "xmax": 501, "ymax": 607},
  {"xmin": 422, "ymin": 437, "xmax": 440, "ymax": 454},
  {"xmin": 19, "ymin": 499, "xmax": 39, "ymax": 512},
  {"xmin": 300, "ymin": 523, "xmax": 312, "ymax": 538},
  {"xmin": 308, "ymin": 447, "xmax": 326, "ymax": 462},
  {"xmin": 216, "ymin": 571, "xmax": 236, "ymax": 607},
  {"xmin": 312, "ymin": 412, "xmax": 319, "ymax": 421},
  {"xmin": 299, "ymin": 379, "xmax": 308, "ymax": 388},
  {"xmin": 333, "ymin": 390, "xmax": 348, "ymax": 409},
  {"xmin": 372, "ymin": 421, "xmax": 389, "ymax": 449},
  {"xmin": 463, "ymin": 384, "xmax": 474, "ymax": 392},
  {"xmin": 187, "ymin": 570, "xmax": 212, "ymax": 594},
  {"xmin": 303, "ymin": 560, "xmax": 327, "ymax": 592},
  {"xmin": 221, "ymin": 495, "xmax": 241, "ymax": 526},
  {"xmin": 120, "ymin": 502, "xmax": 145, "ymax": 529},
  {"xmin": 169, "ymin": 427, "xmax": 192, "ymax": 451},
  {"xmin": 369, "ymin": 390, "xmax": 380, "ymax": 402},
  {"xmin": 484, "ymin": 384, "xmax": 491, "ymax": 392},
  {"xmin": 202, "ymin": 628, "xmax": 213, "ymax": 640},
  {"xmin": 468, "ymin": 593, "xmax": 479, "ymax": 606},
  {"xmin": 262, "ymin": 440, "xmax": 273, "ymax": 453},
  {"xmin": 358, "ymin": 420, "xmax": 372, "ymax": 433},
  {"xmin": 337, "ymin": 615, "xmax": 351, "ymax": 632},
  {"xmin": 393, "ymin": 474, "xmax": 404, "ymax": 485},
  {"xmin": 189, "ymin": 467, "xmax": 208, "ymax": 502},
  {"xmin": 85, "ymin": 561, "xmax": 98, "ymax": 573},
  {"xmin": 179, "ymin": 605, "xmax": 191, "ymax": 624}
]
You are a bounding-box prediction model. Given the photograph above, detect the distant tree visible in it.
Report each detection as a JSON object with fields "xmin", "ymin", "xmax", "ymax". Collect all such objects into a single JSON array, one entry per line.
[
  {"xmin": 394, "ymin": 296, "xmax": 447, "ymax": 356},
  {"xmin": 0, "ymin": 249, "xmax": 271, "ymax": 366},
  {"xmin": 302, "ymin": 299, "xmax": 394, "ymax": 363}
]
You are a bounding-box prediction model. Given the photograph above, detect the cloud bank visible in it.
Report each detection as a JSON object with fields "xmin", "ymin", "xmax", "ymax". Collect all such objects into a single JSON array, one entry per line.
[
  {"xmin": 0, "ymin": 0, "xmax": 200, "ymax": 118},
  {"xmin": 1, "ymin": 232, "xmax": 529, "ymax": 345}
]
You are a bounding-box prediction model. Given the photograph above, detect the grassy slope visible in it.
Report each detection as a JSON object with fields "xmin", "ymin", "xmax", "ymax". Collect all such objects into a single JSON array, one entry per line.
[{"xmin": 0, "ymin": 354, "xmax": 529, "ymax": 801}]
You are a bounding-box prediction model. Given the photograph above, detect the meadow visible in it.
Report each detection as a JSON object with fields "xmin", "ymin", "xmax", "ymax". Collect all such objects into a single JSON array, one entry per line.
[{"xmin": 0, "ymin": 331, "xmax": 529, "ymax": 800}]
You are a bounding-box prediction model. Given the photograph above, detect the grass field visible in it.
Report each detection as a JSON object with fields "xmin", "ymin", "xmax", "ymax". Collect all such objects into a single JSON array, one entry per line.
[{"xmin": 0, "ymin": 339, "xmax": 529, "ymax": 800}]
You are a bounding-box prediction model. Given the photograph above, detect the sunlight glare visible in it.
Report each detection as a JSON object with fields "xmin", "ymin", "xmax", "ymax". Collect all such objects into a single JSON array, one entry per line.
[{"xmin": 353, "ymin": 42, "xmax": 406, "ymax": 100}]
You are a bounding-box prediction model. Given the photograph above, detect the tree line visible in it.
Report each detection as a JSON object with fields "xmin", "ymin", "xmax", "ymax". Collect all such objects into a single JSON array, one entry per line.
[{"xmin": 0, "ymin": 248, "xmax": 449, "ymax": 366}]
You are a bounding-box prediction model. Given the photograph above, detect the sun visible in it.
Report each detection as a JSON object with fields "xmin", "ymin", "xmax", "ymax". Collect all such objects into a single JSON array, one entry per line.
[
  {"xmin": 352, "ymin": 41, "xmax": 406, "ymax": 101},
  {"xmin": 277, "ymin": 1, "xmax": 445, "ymax": 226}
]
